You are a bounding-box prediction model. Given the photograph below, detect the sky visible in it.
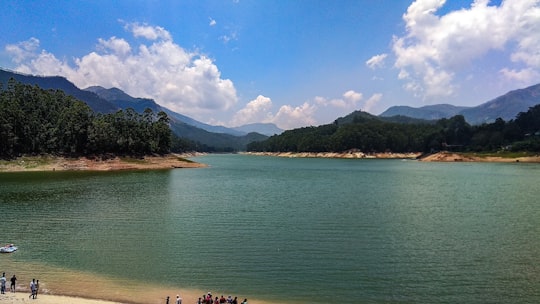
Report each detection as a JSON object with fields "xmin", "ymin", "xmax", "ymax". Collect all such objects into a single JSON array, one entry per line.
[{"xmin": 1, "ymin": 0, "xmax": 539, "ymax": 130}]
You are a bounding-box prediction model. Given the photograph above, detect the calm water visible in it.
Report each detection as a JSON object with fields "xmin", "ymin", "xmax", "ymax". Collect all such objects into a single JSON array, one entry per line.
[{"xmin": 0, "ymin": 154, "xmax": 539, "ymax": 303}]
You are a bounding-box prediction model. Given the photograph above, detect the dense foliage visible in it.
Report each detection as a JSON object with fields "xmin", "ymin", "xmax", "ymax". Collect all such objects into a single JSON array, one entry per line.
[
  {"xmin": 0, "ymin": 79, "xmax": 172, "ymax": 158},
  {"xmin": 248, "ymin": 106, "xmax": 540, "ymax": 153}
]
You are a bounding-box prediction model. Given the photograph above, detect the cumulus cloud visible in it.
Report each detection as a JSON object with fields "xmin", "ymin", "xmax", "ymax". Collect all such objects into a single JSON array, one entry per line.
[
  {"xmin": 209, "ymin": 18, "xmax": 217, "ymax": 27},
  {"xmin": 4, "ymin": 37, "xmax": 40, "ymax": 64},
  {"xmin": 343, "ymin": 90, "xmax": 363, "ymax": 103},
  {"xmin": 313, "ymin": 90, "xmax": 363, "ymax": 109},
  {"xmin": 500, "ymin": 67, "xmax": 540, "ymax": 84},
  {"xmin": 5, "ymin": 23, "xmax": 238, "ymax": 118},
  {"xmin": 273, "ymin": 103, "xmax": 318, "ymax": 129},
  {"xmin": 363, "ymin": 93, "xmax": 382, "ymax": 113},
  {"xmin": 390, "ymin": 0, "xmax": 540, "ymax": 99},
  {"xmin": 230, "ymin": 95, "xmax": 273, "ymax": 126},
  {"xmin": 97, "ymin": 37, "xmax": 131, "ymax": 56},
  {"xmin": 366, "ymin": 53, "xmax": 387, "ymax": 69},
  {"xmin": 229, "ymin": 95, "xmax": 316, "ymax": 130},
  {"xmin": 124, "ymin": 22, "xmax": 172, "ymax": 41},
  {"xmin": 231, "ymin": 89, "xmax": 379, "ymax": 130}
]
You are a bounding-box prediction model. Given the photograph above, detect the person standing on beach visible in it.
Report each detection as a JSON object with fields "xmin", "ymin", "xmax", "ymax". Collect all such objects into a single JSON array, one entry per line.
[
  {"xmin": 176, "ymin": 294, "xmax": 182, "ymax": 304},
  {"xmin": 29, "ymin": 279, "xmax": 36, "ymax": 299},
  {"xmin": 35, "ymin": 280, "xmax": 39, "ymax": 299},
  {"xmin": 166, "ymin": 296, "xmax": 170, "ymax": 304},
  {"xmin": 10, "ymin": 275, "xmax": 16, "ymax": 292},
  {"xmin": 0, "ymin": 272, "xmax": 6, "ymax": 294}
]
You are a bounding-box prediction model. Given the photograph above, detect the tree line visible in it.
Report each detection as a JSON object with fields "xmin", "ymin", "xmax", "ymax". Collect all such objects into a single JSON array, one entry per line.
[
  {"xmin": 0, "ymin": 79, "xmax": 172, "ymax": 158},
  {"xmin": 247, "ymin": 105, "xmax": 540, "ymax": 153}
]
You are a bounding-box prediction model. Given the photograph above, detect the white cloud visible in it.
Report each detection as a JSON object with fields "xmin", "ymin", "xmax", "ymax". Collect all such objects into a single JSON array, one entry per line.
[
  {"xmin": 229, "ymin": 95, "xmax": 316, "ymax": 130},
  {"xmin": 220, "ymin": 31, "xmax": 238, "ymax": 44},
  {"xmin": 6, "ymin": 24, "xmax": 238, "ymax": 118},
  {"xmin": 273, "ymin": 103, "xmax": 318, "ymax": 129},
  {"xmin": 230, "ymin": 95, "xmax": 273, "ymax": 126},
  {"xmin": 363, "ymin": 93, "xmax": 382, "ymax": 113},
  {"xmin": 209, "ymin": 18, "xmax": 217, "ymax": 27},
  {"xmin": 366, "ymin": 53, "xmax": 387, "ymax": 69},
  {"xmin": 500, "ymin": 67, "xmax": 540, "ymax": 84},
  {"xmin": 231, "ymin": 89, "xmax": 377, "ymax": 130},
  {"xmin": 313, "ymin": 90, "xmax": 363, "ymax": 109},
  {"xmin": 125, "ymin": 22, "xmax": 172, "ymax": 41},
  {"xmin": 97, "ymin": 37, "xmax": 131, "ymax": 56},
  {"xmin": 343, "ymin": 90, "xmax": 363, "ymax": 103},
  {"xmin": 5, "ymin": 37, "xmax": 40, "ymax": 64},
  {"xmin": 390, "ymin": 0, "xmax": 540, "ymax": 100}
]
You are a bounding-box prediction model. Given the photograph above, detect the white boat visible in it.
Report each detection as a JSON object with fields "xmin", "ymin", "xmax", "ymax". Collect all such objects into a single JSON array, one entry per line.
[{"xmin": 0, "ymin": 244, "xmax": 17, "ymax": 253}]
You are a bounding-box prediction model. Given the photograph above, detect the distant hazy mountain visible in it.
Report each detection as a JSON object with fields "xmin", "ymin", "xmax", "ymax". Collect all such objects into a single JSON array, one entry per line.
[
  {"xmin": 84, "ymin": 86, "xmax": 268, "ymax": 149},
  {"xmin": 380, "ymin": 104, "xmax": 469, "ymax": 121},
  {"xmin": 379, "ymin": 84, "xmax": 540, "ymax": 124},
  {"xmin": 460, "ymin": 83, "xmax": 540, "ymax": 124},
  {"xmin": 85, "ymin": 86, "xmax": 245, "ymax": 136},
  {"xmin": 233, "ymin": 123, "xmax": 283, "ymax": 136}
]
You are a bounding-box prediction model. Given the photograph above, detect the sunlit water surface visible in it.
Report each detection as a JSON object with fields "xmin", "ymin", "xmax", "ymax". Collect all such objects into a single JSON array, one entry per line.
[{"xmin": 0, "ymin": 154, "xmax": 539, "ymax": 303}]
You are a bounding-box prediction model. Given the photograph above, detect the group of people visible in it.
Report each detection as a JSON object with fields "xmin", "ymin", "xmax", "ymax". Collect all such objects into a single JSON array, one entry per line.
[
  {"xmin": 0, "ymin": 273, "xmax": 39, "ymax": 299},
  {"xmin": 166, "ymin": 292, "xmax": 247, "ymax": 304},
  {"xmin": 29, "ymin": 278, "xmax": 39, "ymax": 299},
  {"xmin": 197, "ymin": 293, "xmax": 247, "ymax": 304},
  {"xmin": 0, "ymin": 273, "xmax": 19, "ymax": 294}
]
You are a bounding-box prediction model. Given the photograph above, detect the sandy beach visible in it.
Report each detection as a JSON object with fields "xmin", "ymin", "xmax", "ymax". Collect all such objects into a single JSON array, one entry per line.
[
  {"xmin": 0, "ymin": 293, "xmax": 122, "ymax": 304},
  {"xmin": 0, "ymin": 282, "xmax": 267, "ymax": 304}
]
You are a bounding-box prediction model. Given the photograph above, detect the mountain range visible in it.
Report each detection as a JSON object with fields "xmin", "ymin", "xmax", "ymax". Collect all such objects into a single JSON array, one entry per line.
[
  {"xmin": 0, "ymin": 68, "xmax": 278, "ymax": 151},
  {"xmin": 380, "ymin": 83, "xmax": 540, "ymax": 124},
  {"xmin": 2, "ymin": 68, "xmax": 540, "ymax": 149}
]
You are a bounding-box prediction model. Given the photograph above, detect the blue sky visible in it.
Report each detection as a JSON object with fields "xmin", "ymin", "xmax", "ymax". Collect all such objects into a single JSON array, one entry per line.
[{"xmin": 1, "ymin": 0, "xmax": 539, "ymax": 129}]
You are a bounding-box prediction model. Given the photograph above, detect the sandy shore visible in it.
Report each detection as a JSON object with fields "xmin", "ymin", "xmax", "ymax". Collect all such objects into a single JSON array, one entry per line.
[
  {"xmin": 244, "ymin": 151, "xmax": 422, "ymax": 159},
  {"xmin": 419, "ymin": 151, "xmax": 540, "ymax": 162},
  {"xmin": 0, "ymin": 293, "xmax": 122, "ymax": 304},
  {"xmin": 245, "ymin": 151, "xmax": 540, "ymax": 162},
  {"xmin": 0, "ymin": 154, "xmax": 206, "ymax": 172}
]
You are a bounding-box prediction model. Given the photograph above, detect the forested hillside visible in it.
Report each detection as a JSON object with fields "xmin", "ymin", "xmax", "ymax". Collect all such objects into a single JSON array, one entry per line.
[
  {"xmin": 0, "ymin": 79, "xmax": 172, "ymax": 158},
  {"xmin": 247, "ymin": 106, "xmax": 540, "ymax": 153}
]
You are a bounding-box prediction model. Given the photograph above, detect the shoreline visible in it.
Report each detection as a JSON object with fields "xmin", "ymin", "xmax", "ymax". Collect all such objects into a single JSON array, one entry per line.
[
  {"xmin": 0, "ymin": 293, "xmax": 122, "ymax": 304},
  {"xmin": 0, "ymin": 153, "xmax": 207, "ymax": 172},
  {"xmin": 243, "ymin": 151, "xmax": 422, "ymax": 159},
  {"xmin": 244, "ymin": 151, "xmax": 540, "ymax": 162},
  {"xmin": 0, "ymin": 262, "xmax": 278, "ymax": 304}
]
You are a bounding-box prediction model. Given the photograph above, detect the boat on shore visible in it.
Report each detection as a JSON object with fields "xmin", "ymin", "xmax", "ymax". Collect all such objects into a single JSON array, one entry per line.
[{"xmin": 0, "ymin": 244, "xmax": 17, "ymax": 253}]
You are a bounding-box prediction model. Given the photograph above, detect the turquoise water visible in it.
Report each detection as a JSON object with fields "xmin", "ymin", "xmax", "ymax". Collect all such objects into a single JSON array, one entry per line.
[{"xmin": 0, "ymin": 154, "xmax": 539, "ymax": 303}]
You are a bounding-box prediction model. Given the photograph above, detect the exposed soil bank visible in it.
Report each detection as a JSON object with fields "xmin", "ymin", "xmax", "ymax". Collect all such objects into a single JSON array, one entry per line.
[{"xmin": 0, "ymin": 153, "xmax": 206, "ymax": 172}]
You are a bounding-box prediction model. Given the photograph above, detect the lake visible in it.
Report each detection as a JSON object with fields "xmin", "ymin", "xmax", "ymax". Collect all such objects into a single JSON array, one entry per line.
[{"xmin": 0, "ymin": 154, "xmax": 539, "ymax": 303}]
